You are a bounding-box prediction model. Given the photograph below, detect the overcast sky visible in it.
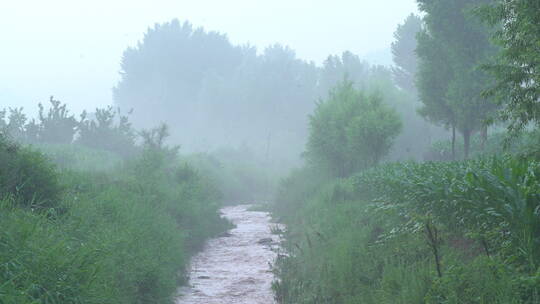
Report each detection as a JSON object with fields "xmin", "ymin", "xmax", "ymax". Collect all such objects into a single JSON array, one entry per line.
[{"xmin": 0, "ymin": 0, "xmax": 419, "ymax": 115}]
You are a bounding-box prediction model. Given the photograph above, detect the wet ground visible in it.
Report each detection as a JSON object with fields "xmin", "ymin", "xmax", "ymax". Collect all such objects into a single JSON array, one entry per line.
[{"xmin": 176, "ymin": 205, "xmax": 280, "ymax": 304}]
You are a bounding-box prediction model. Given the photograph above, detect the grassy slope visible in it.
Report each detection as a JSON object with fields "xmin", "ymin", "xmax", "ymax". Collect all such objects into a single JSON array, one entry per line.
[
  {"xmin": 272, "ymin": 156, "xmax": 540, "ymax": 303},
  {"xmin": 0, "ymin": 143, "xmax": 231, "ymax": 304}
]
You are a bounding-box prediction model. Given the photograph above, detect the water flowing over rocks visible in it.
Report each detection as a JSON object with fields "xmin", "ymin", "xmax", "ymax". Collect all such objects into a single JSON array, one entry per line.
[{"xmin": 176, "ymin": 205, "xmax": 280, "ymax": 304}]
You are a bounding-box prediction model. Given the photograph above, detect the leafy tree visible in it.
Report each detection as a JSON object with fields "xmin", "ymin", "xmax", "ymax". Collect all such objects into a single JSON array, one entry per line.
[
  {"xmin": 0, "ymin": 108, "xmax": 40, "ymax": 144},
  {"xmin": 36, "ymin": 96, "xmax": 78, "ymax": 144},
  {"xmin": 391, "ymin": 14, "xmax": 423, "ymax": 94},
  {"xmin": 113, "ymin": 19, "xmax": 244, "ymax": 129},
  {"xmin": 306, "ymin": 81, "xmax": 402, "ymax": 177},
  {"xmin": 416, "ymin": 0, "xmax": 498, "ymax": 159},
  {"xmin": 0, "ymin": 108, "xmax": 27, "ymax": 142},
  {"xmin": 318, "ymin": 51, "xmax": 371, "ymax": 96},
  {"xmin": 76, "ymin": 106, "xmax": 137, "ymax": 157},
  {"xmin": 0, "ymin": 134, "xmax": 61, "ymax": 210},
  {"xmin": 139, "ymin": 123, "xmax": 180, "ymax": 161},
  {"xmin": 479, "ymin": 0, "xmax": 540, "ymax": 134}
]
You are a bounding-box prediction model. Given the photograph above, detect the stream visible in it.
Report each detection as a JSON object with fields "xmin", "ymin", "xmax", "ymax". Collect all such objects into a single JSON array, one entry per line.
[{"xmin": 176, "ymin": 205, "xmax": 280, "ymax": 304}]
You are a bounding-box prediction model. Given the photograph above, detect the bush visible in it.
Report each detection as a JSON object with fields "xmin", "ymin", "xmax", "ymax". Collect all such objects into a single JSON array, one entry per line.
[
  {"xmin": 0, "ymin": 142, "xmax": 231, "ymax": 303},
  {"xmin": 76, "ymin": 106, "xmax": 138, "ymax": 157},
  {"xmin": 272, "ymin": 156, "xmax": 540, "ymax": 303},
  {"xmin": 306, "ymin": 80, "xmax": 402, "ymax": 177},
  {"xmin": 0, "ymin": 135, "xmax": 61, "ymax": 210}
]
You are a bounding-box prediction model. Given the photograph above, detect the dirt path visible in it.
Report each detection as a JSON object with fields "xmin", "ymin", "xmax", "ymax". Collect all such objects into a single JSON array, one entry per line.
[{"xmin": 176, "ymin": 205, "xmax": 279, "ymax": 304}]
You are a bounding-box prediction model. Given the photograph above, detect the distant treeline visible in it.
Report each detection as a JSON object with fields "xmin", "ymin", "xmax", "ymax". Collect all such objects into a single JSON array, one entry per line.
[
  {"xmin": 114, "ymin": 19, "xmax": 448, "ymax": 164},
  {"xmin": 0, "ymin": 97, "xmax": 138, "ymax": 158}
]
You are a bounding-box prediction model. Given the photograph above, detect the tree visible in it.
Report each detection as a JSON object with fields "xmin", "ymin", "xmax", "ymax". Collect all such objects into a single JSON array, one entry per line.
[
  {"xmin": 479, "ymin": 0, "xmax": 540, "ymax": 134},
  {"xmin": 76, "ymin": 106, "xmax": 137, "ymax": 157},
  {"xmin": 416, "ymin": 0, "xmax": 498, "ymax": 159},
  {"xmin": 0, "ymin": 108, "xmax": 27, "ymax": 142},
  {"xmin": 113, "ymin": 19, "xmax": 244, "ymax": 130},
  {"xmin": 306, "ymin": 81, "xmax": 402, "ymax": 177},
  {"xmin": 391, "ymin": 14, "xmax": 423, "ymax": 94},
  {"xmin": 36, "ymin": 96, "xmax": 78, "ymax": 144}
]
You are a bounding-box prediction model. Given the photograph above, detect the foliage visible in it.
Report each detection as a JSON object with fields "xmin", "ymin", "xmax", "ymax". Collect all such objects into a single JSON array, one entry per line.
[
  {"xmin": 425, "ymin": 129, "xmax": 540, "ymax": 161},
  {"xmin": 114, "ymin": 19, "xmax": 443, "ymax": 168},
  {"xmin": 76, "ymin": 106, "xmax": 137, "ymax": 157},
  {"xmin": 114, "ymin": 20, "xmax": 320, "ymax": 164},
  {"xmin": 0, "ymin": 108, "xmax": 30, "ymax": 142},
  {"xmin": 1, "ymin": 98, "xmax": 138, "ymax": 158},
  {"xmin": 479, "ymin": 0, "xmax": 540, "ymax": 134},
  {"xmin": 34, "ymin": 143, "xmax": 122, "ymax": 171},
  {"xmin": 306, "ymin": 81, "xmax": 402, "ymax": 177},
  {"xmin": 416, "ymin": 0, "xmax": 499, "ymax": 158},
  {"xmin": 391, "ymin": 13, "xmax": 422, "ymax": 94},
  {"xmin": 185, "ymin": 146, "xmax": 283, "ymax": 204},
  {"xmin": 0, "ymin": 135, "xmax": 61, "ymax": 210},
  {"xmin": 272, "ymin": 156, "xmax": 540, "ymax": 303},
  {"xmin": 36, "ymin": 96, "xmax": 78, "ymax": 144},
  {"xmin": 0, "ymin": 138, "xmax": 230, "ymax": 303}
]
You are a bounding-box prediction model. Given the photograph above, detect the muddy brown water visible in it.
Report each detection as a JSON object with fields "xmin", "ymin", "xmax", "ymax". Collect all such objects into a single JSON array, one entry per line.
[{"xmin": 176, "ymin": 205, "xmax": 280, "ymax": 304}]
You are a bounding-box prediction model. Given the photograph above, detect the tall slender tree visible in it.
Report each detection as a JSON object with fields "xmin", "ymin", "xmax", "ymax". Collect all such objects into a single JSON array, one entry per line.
[
  {"xmin": 416, "ymin": 0, "xmax": 498, "ymax": 158},
  {"xmin": 392, "ymin": 14, "xmax": 423, "ymax": 95}
]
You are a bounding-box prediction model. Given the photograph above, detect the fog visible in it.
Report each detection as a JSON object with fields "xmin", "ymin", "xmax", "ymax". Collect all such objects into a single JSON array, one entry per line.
[
  {"xmin": 4, "ymin": 1, "xmax": 539, "ymax": 302},
  {"xmin": 1, "ymin": 0, "xmax": 435, "ymax": 184},
  {"xmin": 1, "ymin": 0, "xmax": 418, "ymax": 114}
]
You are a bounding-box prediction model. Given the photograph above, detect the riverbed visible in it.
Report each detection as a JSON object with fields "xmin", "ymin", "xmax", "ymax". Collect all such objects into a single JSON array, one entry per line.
[{"xmin": 176, "ymin": 205, "xmax": 279, "ymax": 304}]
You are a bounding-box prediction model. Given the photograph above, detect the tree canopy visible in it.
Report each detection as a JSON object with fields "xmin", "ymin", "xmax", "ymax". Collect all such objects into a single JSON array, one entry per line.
[
  {"xmin": 479, "ymin": 0, "xmax": 540, "ymax": 134},
  {"xmin": 113, "ymin": 20, "xmax": 419, "ymax": 164},
  {"xmin": 416, "ymin": 0, "xmax": 498, "ymax": 158},
  {"xmin": 391, "ymin": 13, "xmax": 422, "ymax": 95},
  {"xmin": 306, "ymin": 81, "xmax": 402, "ymax": 177}
]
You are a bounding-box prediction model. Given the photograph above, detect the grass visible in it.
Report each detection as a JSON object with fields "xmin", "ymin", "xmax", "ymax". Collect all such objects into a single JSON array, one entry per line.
[
  {"xmin": 0, "ymin": 139, "xmax": 231, "ymax": 304},
  {"xmin": 272, "ymin": 156, "xmax": 540, "ymax": 303}
]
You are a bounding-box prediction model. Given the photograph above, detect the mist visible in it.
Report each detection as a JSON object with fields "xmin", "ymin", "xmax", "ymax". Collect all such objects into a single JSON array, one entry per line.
[
  {"xmin": 3, "ymin": 1, "xmax": 539, "ymax": 303},
  {"xmin": 1, "ymin": 0, "xmax": 427, "ymax": 180},
  {"xmin": 1, "ymin": 0, "xmax": 417, "ymax": 112}
]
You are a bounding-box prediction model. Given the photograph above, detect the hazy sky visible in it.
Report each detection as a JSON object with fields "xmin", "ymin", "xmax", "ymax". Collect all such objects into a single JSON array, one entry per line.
[{"xmin": 1, "ymin": 0, "xmax": 418, "ymax": 115}]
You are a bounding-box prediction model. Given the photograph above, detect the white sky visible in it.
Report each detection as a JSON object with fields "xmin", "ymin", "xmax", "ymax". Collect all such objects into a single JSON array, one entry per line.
[{"xmin": 0, "ymin": 0, "xmax": 419, "ymax": 115}]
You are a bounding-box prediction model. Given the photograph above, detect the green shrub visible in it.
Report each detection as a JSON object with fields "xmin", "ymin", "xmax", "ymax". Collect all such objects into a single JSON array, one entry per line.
[
  {"xmin": 273, "ymin": 156, "xmax": 540, "ymax": 303},
  {"xmin": 0, "ymin": 135, "xmax": 61, "ymax": 210},
  {"xmin": 1, "ymin": 142, "xmax": 231, "ymax": 303},
  {"xmin": 0, "ymin": 198, "xmax": 113, "ymax": 303},
  {"xmin": 306, "ymin": 80, "xmax": 402, "ymax": 177}
]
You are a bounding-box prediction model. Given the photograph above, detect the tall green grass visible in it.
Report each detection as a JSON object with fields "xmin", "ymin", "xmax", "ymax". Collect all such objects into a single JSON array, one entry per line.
[
  {"xmin": 0, "ymin": 138, "xmax": 231, "ymax": 304},
  {"xmin": 272, "ymin": 157, "xmax": 540, "ymax": 303}
]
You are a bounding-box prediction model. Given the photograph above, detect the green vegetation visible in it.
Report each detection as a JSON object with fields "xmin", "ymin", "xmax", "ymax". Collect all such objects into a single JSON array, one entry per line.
[
  {"xmin": 0, "ymin": 133, "xmax": 230, "ymax": 303},
  {"xmin": 306, "ymin": 81, "xmax": 402, "ymax": 177},
  {"xmin": 271, "ymin": 1, "xmax": 540, "ymax": 302},
  {"xmin": 185, "ymin": 147, "xmax": 280, "ymax": 204},
  {"xmin": 416, "ymin": 0, "xmax": 498, "ymax": 159},
  {"xmin": 479, "ymin": 0, "xmax": 540, "ymax": 134},
  {"xmin": 425, "ymin": 130, "xmax": 540, "ymax": 161},
  {"xmin": 3, "ymin": 0, "xmax": 540, "ymax": 302},
  {"xmin": 391, "ymin": 13, "xmax": 422, "ymax": 95},
  {"xmin": 272, "ymin": 157, "xmax": 540, "ymax": 303},
  {"xmin": 0, "ymin": 137, "xmax": 61, "ymax": 210}
]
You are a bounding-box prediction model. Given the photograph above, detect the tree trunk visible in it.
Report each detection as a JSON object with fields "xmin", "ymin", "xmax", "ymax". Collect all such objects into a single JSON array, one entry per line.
[
  {"xmin": 451, "ymin": 125, "xmax": 456, "ymax": 161},
  {"xmin": 464, "ymin": 129, "xmax": 471, "ymax": 159},
  {"xmin": 426, "ymin": 221, "xmax": 443, "ymax": 278},
  {"xmin": 480, "ymin": 125, "xmax": 488, "ymax": 151}
]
